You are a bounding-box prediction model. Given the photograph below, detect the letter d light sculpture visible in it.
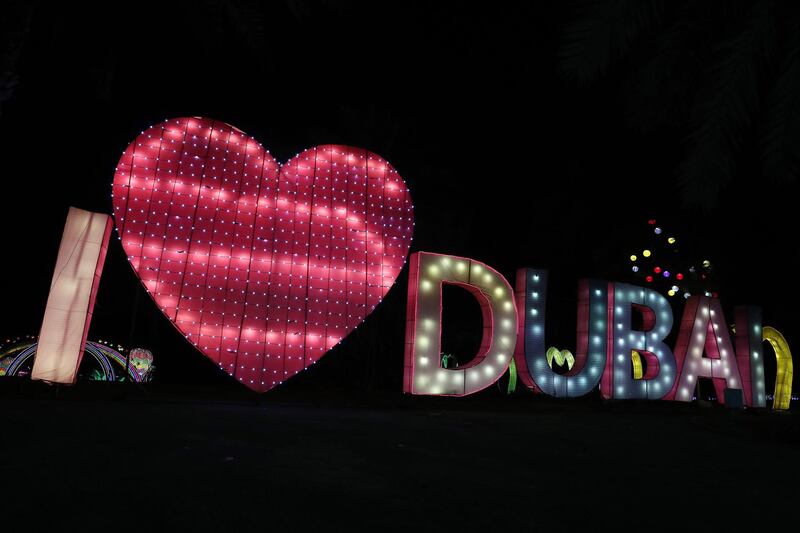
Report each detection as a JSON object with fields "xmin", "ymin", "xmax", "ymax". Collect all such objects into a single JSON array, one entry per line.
[
  {"xmin": 31, "ymin": 207, "xmax": 113, "ymax": 384},
  {"xmin": 404, "ymin": 252, "xmax": 518, "ymax": 396}
]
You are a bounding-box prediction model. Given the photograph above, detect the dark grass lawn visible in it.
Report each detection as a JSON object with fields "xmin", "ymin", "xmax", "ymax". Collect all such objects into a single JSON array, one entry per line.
[{"xmin": 1, "ymin": 381, "xmax": 797, "ymax": 532}]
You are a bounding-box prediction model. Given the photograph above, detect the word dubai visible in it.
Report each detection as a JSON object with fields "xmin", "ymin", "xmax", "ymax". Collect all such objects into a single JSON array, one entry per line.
[
  {"xmin": 404, "ymin": 252, "xmax": 792, "ymax": 409},
  {"xmin": 29, "ymin": 117, "xmax": 793, "ymax": 409}
]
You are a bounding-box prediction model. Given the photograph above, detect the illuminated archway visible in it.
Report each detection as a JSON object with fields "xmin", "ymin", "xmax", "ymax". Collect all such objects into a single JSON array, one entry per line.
[
  {"xmin": 0, "ymin": 341, "xmax": 142, "ymax": 382},
  {"xmin": 762, "ymin": 327, "xmax": 793, "ymax": 410}
]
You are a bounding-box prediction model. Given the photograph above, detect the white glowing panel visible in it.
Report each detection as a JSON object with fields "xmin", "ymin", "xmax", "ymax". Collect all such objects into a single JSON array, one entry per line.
[
  {"xmin": 403, "ymin": 252, "xmax": 517, "ymax": 396},
  {"xmin": 600, "ymin": 283, "xmax": 676, "ymax": 400},
  {"xmin": 32, "ymin": 208, "xmax": 112, "ymax": 384},
  {"xmin": 666, "ymin": 295, "xmax": 744, "ymax": 404}
]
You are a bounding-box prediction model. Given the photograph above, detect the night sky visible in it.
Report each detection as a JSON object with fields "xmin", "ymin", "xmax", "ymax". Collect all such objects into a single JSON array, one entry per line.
[{"xmin": 1, "ymin": 1, "xmax": 798, "ymax": 395}]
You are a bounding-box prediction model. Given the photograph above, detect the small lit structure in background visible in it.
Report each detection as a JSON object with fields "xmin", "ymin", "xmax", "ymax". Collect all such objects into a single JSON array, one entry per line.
[
  {"xmin": 0, "ymin": 337, "xmax": 151, "ymax": 383},
  {"xmin": 129, "ymin": 348, "xmax": 155, "ymax": 382},
  {"xmin": 625, "ymin": 218, "xmax": 717, "ymax": 300}
]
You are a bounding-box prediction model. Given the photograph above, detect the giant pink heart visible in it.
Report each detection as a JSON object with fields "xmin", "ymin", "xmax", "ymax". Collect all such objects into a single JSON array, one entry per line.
[{"xmin": 112, "ymin": 117, "xmax": 414, "ymax": 392}]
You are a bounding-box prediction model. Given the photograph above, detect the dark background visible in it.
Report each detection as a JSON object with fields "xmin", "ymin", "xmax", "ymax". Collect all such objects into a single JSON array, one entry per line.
[{"xmin": 1, "ymin": 1, "xmax": 798, "ymax": 396}]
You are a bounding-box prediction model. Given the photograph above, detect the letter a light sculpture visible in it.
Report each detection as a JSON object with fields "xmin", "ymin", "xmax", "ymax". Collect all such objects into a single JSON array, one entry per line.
[
  {"xmin": 32, "ymin": 208, "xmax": 113, "ymax": 384},
  {"xmin": 665, "ymin": 296, "xmax": 744, "ymax": 404}
]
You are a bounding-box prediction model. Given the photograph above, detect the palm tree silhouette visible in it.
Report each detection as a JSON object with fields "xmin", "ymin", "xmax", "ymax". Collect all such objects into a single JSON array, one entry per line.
[{"xmin": 559, "ymin": 0, "xmax": 800, "ymax": 207}]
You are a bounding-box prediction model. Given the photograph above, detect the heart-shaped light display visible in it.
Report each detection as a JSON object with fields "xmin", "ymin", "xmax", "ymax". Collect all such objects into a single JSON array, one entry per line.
[{"xmin": 112, "ymin": 117, "xmax": 414, "ymax": 392}]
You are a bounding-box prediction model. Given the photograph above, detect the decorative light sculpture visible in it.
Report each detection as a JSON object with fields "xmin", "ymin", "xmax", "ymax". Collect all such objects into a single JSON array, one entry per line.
[
  {"xmin": 403, "ymin": 252, "xmax": 517, "ymax": 396},
  {"xmin": 129, "ymin": 348, "xmax": 155, "ymax": 382},
  {"xmin": 506, "ymin": 358, "xmax": 518, "ymax": 395},
  {"xmin": 112, "ymin": 117, "xmax": 414, "ymax": 393},
  {"xmin": 733, "ymin": 307, "xmax": 766, "ymax": 408},
  {"xmin": 762, "ymin": 326, "xmax": 793, "ymax": 410},
  {"xmin": 3, "ymin": 340, "xmax": 142, "ymax": 382},
  {"xmin": 32, "ymin": 208, "xmax": 112, "ymax": 384},
  {"xmin": 513, "ymin": 269, "xmax": 608, "ymax": 397},
  {"xmin": 623, "ymin": 219, "xmax": 718, "ymax": 302},
  {"xmin": 631, "ymin": 350, "xmax": 644, "ymax": 380},
  {"xmin": 546, "ymin": 347, "xmax": 575, "ymax": 370},
  {"xmin": 665, "ymin": 296, "xmax": 743, "ymax": 405},
  {"xmin": 600, "ymin": 283, "xmax": 676, "ymax": 400}
]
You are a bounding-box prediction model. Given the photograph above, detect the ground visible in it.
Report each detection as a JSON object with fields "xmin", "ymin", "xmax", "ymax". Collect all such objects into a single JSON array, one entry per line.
[{"xmin": 1, "ymin": 382, "xmax": 797, "ymax": 531}]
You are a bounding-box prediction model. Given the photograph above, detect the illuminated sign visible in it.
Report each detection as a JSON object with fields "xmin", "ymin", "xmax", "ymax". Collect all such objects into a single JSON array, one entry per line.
[
  {"xmin": 406, "ymin": 253, "xmax": 793, "ymax": 409},
  {"xmin": 23, "ymin": 116, "xmax": 794, "ymax": 409}
]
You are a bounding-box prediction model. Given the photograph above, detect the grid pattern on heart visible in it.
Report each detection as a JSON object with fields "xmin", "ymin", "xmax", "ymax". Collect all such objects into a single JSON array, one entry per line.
[{"xmin": 111, "ymin": 117, "xmax": 414, "ymax": 392}]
